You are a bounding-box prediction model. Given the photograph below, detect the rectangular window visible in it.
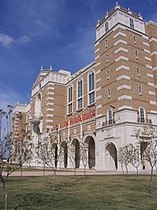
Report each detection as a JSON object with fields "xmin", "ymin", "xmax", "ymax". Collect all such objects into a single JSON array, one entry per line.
[
  {"xmin": 68, "ymin": 86, "xmax": 72, "ymax": 103},
  {"xmin": 136, "ymin": 67, "xmax": 140, "ymax": 77},
  {"xmin": 89, "ymin": 92, "xmax": 95, "ymax": 105},
  {"xmin": 105, "ymin": 39, "xmax": 108, "ymax": 48},
  {"xmin": 135, "ymin": 50, "xmax": 139, "ymax": 59},
  {"xmin": 106, "ymin": 70, "xmax": 110, "ymax": 80},
  {"xmin": 88, "ymin": 72, "xmax": 95, "ymax": 105},
  {"xmin": 89, "ymin": 72, "xmax": 95, "ymax": 92},
  {"xmin": 78, "ymin": 80, "xmax": 83, "ymax": 98},
  {"xmin": 138, "ymin": 85, "xmax": 142, "ymax": 95},
  {"xmin": 78, "ymin": 98, "xmax": 83, "ymax": 110},
  {"xmin": 68, "ymin": 103, "xmax": 72, "ymax": 114},
  {"xmin": 77, "ymin": 79, "xmax": 83, "ymax": 110},
  {"xmin": 67, "ymin": 86, "xmax": 73, "ymax": 114},
  {"xmin": 107, "ymin": 88, "xmax": 111, "ymax": 98},
  {"xmin": 106, "ymin": 54, "xmax": 109, "ymax": 63}
]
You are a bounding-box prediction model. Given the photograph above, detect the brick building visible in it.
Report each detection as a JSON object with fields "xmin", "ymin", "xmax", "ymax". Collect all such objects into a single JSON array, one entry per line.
[{"xmin": 12, "ymin": 3, "xmax": 157, "ymax": 171}]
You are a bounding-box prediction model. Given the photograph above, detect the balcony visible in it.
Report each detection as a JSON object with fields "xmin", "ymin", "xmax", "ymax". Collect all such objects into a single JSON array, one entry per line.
[{"xmin": 137, "ymin": 117, "xmax": 152, "ymax": 124}]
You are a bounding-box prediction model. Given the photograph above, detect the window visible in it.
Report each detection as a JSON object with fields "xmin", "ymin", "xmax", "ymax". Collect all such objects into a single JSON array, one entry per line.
[
  {"xmin": 106, "ymin": 70, "xmax": 110, "ymax": 80},
  {"xmin": 105, "ymin": 22, "xmax": 109, "ymax": 32},
  {"xmin": 67, "ymin": 86, "xmax": 73, "ymax": 114},
  {"xmin": 68, "ymin": 86, "xmax": 72, "ymax": 103},
  {"xmin": 139, "ymin": 107, "xmax": 145, "ymax": 123},
  {"xmin": 130, "ymin": 18, "xmax": 134, "ymax": 29},
  {"xmin": 105, "ymin": 39, "xmax": 108, "ymax": 48},
  {"xmin": 107, "ymin": 88, "xmax": 111, "ymax": 98},
  {"xmin": 105, "ymin": 54, "xmax": 109, "ymax": 63},
  {"xmin": 136, "ymin": 67, "xmax": 140, "ymax": 76},
  {"xmin": 77, "ymin": 79, "xmax": 83, "ymax": 110},
  {"xmin": 135, "ymin": 50, "xmax": 139, "ymax": 59},
  {"xmin": 138, "ymin": 85, "xmax": 142, "ymax": 95},
  {"xmin": 88, "ymin": 72, "xmax": 95, "ymax": 105},
  {"xmin": 133, "ymin": 35, "xmax": 137, "ymax": 43},
  {"xmin": 108, "ymin": 109, "xmax": 114, "ymax": 125}
]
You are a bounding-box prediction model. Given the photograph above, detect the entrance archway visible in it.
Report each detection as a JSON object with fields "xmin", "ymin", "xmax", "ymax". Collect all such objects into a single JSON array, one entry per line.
[
  {"xmin": 105, "ymin": 143, "xmax": 118, "ymax": 170},
  {"xmin": 61, "ymin": 141, "xmax": 68, "ymax": 168},
  {"xmin": 85, "ymin": 136, "xmax": 95, "ymax": 169},
  {"xmin": 72, "ymin": 139, "xmax": 80, "ymax": 168}
]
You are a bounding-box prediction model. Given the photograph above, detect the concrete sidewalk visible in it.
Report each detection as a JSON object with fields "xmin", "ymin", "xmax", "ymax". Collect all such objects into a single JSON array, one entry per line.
[{"xmin": 5, "ymin": 168, "xmax": 153, "ymax": 177}]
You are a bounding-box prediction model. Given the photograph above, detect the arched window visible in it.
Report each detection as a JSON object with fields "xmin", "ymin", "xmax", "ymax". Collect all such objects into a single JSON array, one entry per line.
[
  {"xmin": 105, "ymin": 22, "xmax": 109, "ymax": 32},
  {"xmin": 130, "ymin": 18, "xmax": 134, "ymax": 29},
  {"xmin": 139, "ymin": 107, "xmax": 145, "ymax": 123}
]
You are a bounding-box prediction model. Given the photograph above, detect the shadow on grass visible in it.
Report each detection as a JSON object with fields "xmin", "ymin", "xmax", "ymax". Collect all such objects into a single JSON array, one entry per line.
[
  {"xmin": 14, "ymin": 177, "xmax": 81, "ymax": 209},
  {"xmin": 14, "ymin": 193, "xmax": 64, "ymax": 209}
]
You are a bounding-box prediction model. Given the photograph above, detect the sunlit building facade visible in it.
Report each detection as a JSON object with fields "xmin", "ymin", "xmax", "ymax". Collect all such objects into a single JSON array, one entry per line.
[{"xmin": 12, "ymin": 4, "xmax": 157, "ymax": 171}]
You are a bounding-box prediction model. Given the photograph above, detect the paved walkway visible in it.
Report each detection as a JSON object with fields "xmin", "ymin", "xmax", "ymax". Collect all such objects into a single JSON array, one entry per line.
[{"xmin": 7, "ymin": 168, "xmax": 152, "ymax": 177}]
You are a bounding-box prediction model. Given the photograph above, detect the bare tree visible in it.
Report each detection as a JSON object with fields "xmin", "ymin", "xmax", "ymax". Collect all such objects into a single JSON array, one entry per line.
[
  {"xmin": 143, "ymin": 139, "xmax": 157, "ymax": 193},
  {"xmin": 0, "ymin": 134, "xmax": 33, "ymax": 210},
  {"xmin": 134, "ymin": 125, "xmax": 157, "ymax": 193},
  {"xmin": 118, "ymin": 144, "xmax": 132, "ymax": 176},
  {"xmin": 129, "ymin": 143, "xmax": 141, "ymax": 177},
  {"xmin": 80, "ymin": 142, "xmax": 88, "ymax": 177},
  {"xmin": 36, "ymin": 135, "xmax": 61, "ymax": 190}
]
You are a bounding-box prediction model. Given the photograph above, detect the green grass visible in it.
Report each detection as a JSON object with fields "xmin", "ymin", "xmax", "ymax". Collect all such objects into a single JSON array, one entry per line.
[{"xmin": 1, "ymin": 175, "xmax": 157, "ymax": 209}]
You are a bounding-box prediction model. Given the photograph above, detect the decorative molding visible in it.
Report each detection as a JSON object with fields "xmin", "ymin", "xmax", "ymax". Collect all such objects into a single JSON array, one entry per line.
[
  {"xmin": 150, "ymin": 100, "xmax": 157, "ymax": 105},
  {"xmin": 117, "ymin": 85, "xmax": 131, "ymax": 91},
  {"xmin": 117, "ymin": 75, "xmax": 130, "ymax": 81},
  {"xmin": 113, "ymin": 32, "xmax": 127, "ymax": 38},
  {"xmin": 145, "ymin": 56, "xmax": 151, "ymax": 61},
  {"xmin": 118, "ymin": 95, "xmax": 132, "ymax": 100},
  {"xmin": 149, "ymin": 91, "xmax": 155, "ymax": 96},
  {"xmin": 114, "ymin": 39, "xmax": 127, "ymax": 46},
  {"xmin": 116, "ymin": 65, "xmax": 129, "ymax": 71},
  {"xmin": 143, "ymin": 42, "xmax": 149, "ymax": 47},
  {"xmin": 147, "ymin": 73, "xmax": 153, "ymax": 78},
  {"xmin": 115, "ymin": 56, "xmax": 129, "ymax": 62},
  {"xmin": 115, "ymin": 47, "xmax": 128, "ymax": 54}
]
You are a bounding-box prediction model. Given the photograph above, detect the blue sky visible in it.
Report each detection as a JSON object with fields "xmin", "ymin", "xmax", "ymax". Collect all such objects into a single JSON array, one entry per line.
[{"xmin": 0, "ymin": 0, "xmax": 157, "ymax": 109}]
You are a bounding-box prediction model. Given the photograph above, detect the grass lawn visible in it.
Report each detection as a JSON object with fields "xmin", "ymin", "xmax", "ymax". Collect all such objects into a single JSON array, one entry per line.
[{"xmin": 0, "ymin": 175, "xmax": 157, "ymax": 210}]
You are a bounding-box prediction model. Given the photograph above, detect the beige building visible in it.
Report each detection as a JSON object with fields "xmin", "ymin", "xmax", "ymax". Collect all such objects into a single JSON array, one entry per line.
[{"xmin": 12, "ymin": 3, "xmax": 157, "ymax": 171}]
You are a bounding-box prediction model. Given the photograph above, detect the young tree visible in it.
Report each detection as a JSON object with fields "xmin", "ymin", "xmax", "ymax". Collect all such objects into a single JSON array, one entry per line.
[
  {"xmin": 118, "ymin": 144, "xmax": 132, "ymax": 176},
  {"xmin": 36, "ymin": 134, "xmax": 61, "ymax": 190},
  {"xmin": 0, "ymin": 134, "xmax": 33, "ymax": 210},
  {"xmin": 129, "ymin": 143, "xmax": 141, "ymax": 177},
  {"xmin": 134, "ymin": 125, "xmax": 157, "ymax": 193},
  {"xmin": 143, "ymin": 139, "xmax": 157, "ymax": 193},
  {"xmin": 80, "ymin": 142, "xmax": 88, "ymax": 177}
]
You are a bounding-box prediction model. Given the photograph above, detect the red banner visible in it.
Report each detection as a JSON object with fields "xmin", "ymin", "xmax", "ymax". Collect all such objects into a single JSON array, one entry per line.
[{"xmin": 60, "ymin": 110, "xmax": 96, "ymax": 128}]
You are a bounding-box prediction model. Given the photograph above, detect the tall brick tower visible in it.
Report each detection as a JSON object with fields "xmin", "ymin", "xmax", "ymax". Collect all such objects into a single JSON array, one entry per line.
[{"xmin": 95, "ymin": 3, "xmax": 157, "ymax": 171}]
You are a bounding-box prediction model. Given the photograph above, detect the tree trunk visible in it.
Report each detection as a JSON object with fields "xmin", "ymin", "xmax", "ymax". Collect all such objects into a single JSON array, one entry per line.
[
  {"xmin": 43, "ymin": 162, "xmax": 46, "ymax": 176},
  {"xmin": 2, "ymin": 181, "xmax": 8, "ymax": 210},
  {"xmin": 84, "ymin": 165, "xmax": 86, "ymax": 178},
  {"xmin": 149, "ymin": 166, "xmax": 154, "ymax": 194},
  {"xmin": 125, "ymin": 165, "xmax": 129, "ymax": 177},
  {"xmin": 53, "ymin": 168, "xmax": 57, "ymax": 191},
  {"xmin": 20, "ymin": 165, "xmax": 23, "ymax": 177},
  {"xmin": 136, "ymin": 167, "xmax": 139, "ymax": 180}
]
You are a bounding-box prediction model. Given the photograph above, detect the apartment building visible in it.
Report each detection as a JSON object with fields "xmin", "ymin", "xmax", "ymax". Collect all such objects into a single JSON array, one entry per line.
[{"xmin": 12, "ymin": 3, "xmax": 157, "ymax": 171}]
